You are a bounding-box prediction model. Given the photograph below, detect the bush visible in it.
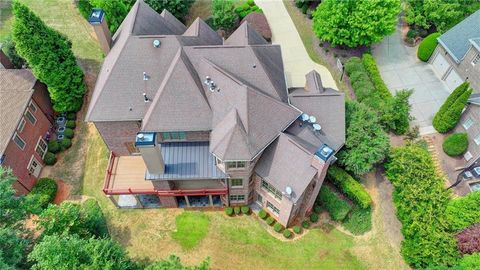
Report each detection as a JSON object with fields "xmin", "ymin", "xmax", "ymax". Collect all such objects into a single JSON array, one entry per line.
[
  {"xmin": 27, "ymin": 178, "xmax": 57, "ymax": 213},
  {"xmin": 445, "ymin": 191, "xmax": 480, "ymax": 232},
  {"xmin": 302, "ymin": 220, "xmax": 310, "ymax": 229},
  {"xmin": 225, "ymin": 207, "xmax": 233, "ymax": 216},
  {"xmin": 456, "ymin": 224, "xmax": 480, "ymax": 254},
  {"xmin": 313, "ymin": 205, "xmax": 322, "ymax": 214},
  {"xmin": 362, "ymin": 54, "xmax": 392, "ymax": 100},
  {"xmin": 66, "ymin": 112, "xmax": 77, "ymax": 120},
  {"xmin": 235, "ymin": 0, "xmax": 262, "ymax": 19},
  {"xmin": 266, "ymin": 217, "xmax": 275, "ymax": 226},
  {"xmin": 301, "ymin": 4, "xmax": 308, "ymax": 14},
  {"xmin": 258, "ymin": 209, "xmax": 268, "ymax": 219},
  {"xmin": 326, "ymin": 166, "xmax": 372, "ymax": 209},
  {"xmin": 64, "ymin": 128, "xmax": 74, "ymax": 139},
  {"xmin": 406, "ymin": 29, "xmax": 417, "ymax": 39},
  {"xmin": 342, "ymin": 207, "xmax": 372, "ymax": 235},
  {"xmin": 43, "ymin": 152, "xmax": 57, "ymax": 166},
  {"xmin": 60, "ymin": 138, "xmax": 72, "ymax": 150},
  {"xmin": 293, "ymin": 225, "xmax": 301, "ymax": 234},
  {"xmin": 417, "ymin": 33, "xmax": 440, "ymax": 62},
  {"xmin": 212, "ymin": 0, "xmax": 238, "ymax": 31},
  {"xmin": 66, "ymin": 120, "xmax": 76, "ymax": 129},
  {"xmin": 309, "ymin": 213, "xmax": 318, "ymax": 223},
  {"xmin": 48, "ymin": 140, "xmax": 60, "ymax": 153},
  {"xmin": 345, "ymin": 57, "xmax": 363, "ymax": 76},
  {"xmin": 273, "ymin": 222, "xmax": 283, "ymax": 233},
  {"xmin": 316, "ymin": 186, "xmax": 352, "ymax": 221},
  {"xmin": 442, "ymin": 133, "xmax": 468, "ymax": 157},
  {"xmin": 383, "ymin": 90, "xmax": 413, "ymax": 135},
  {"xmin": 283, "ymin": 230, "xmax": 292, "ymax": 239},
  {"xmin": 234, "ymin": 206, "xmax": 241, "ymax": 215},
  {"xmin": 459, "ymin": 253, "xmax": 480, "ymax": 269},
  {"xmin": 433, "ymin": 82, "xmax": 472, "ymax": 133},
  {"xmin": 76, "ymin": 0, "xmax": 92, "ymax": 19},
  {"xmin": 79, "ymin": 199, "xmax": 109, "ymax": 237},
  {"xmin": 241, "ymin": 206, "xmax": 250, "ymax": 215}
]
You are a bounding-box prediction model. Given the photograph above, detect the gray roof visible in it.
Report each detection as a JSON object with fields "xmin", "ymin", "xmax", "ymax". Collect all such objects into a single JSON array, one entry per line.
[
  {"xmin": 0, "ymin": 69, "xmax": 36, "ymax": 155},
  {"xmin": 438, "ymin": 10, "xmax": 480, "ymax": 63},
  {"xmin": 224, "ymin": 21, "xmax": 268, "ymax": 46},
  {"xmin": 255, "ymin": 133, "xmax": 318, "ymax": 203},
  {"xmin": 146, "ymin": 141, "xmax": 228, "ymax": 180},
  {"xmin": 287, "ymin": 70, "xmax": 345, "ymax": 150}
]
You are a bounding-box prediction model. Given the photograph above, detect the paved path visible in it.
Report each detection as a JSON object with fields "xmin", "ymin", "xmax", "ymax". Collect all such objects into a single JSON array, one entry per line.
[
  {"xmin": 373, "ymin": 23, "xmax": 450, "ymax": 134},
  {"xmin": 256, "ymin": 0, "xmax": 337, "ymax": 89}
]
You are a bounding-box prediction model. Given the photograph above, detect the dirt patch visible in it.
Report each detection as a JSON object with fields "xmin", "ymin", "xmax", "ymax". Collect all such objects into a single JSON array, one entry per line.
[{"xmin": 53, "ymin": 180, "xmax": 72, "ymax": 204}]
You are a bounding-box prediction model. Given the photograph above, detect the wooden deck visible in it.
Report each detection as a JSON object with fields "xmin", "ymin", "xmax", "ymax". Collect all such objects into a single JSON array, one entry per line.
[{"xmin": 106, "ymin": 156, "xmax": 155, "ymax": 191}]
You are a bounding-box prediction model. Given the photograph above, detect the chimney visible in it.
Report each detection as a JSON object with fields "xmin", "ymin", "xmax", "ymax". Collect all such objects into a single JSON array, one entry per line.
[
  {"xmin": 135, "ymin": 133, "xmax": 165, "ymax": 175},
  {"xmin": 88, "ymin": 8, "xmax": 112, "ymax": 54}
]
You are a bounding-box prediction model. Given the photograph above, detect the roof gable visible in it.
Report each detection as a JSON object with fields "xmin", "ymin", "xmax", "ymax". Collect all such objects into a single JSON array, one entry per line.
[
  {"xmin": 183, "ymin": 18, "xmax": 223, "ymax": 44},
  {"xmin": 224, "ymin": 21, "xmax": 267, "ymax": 46}
]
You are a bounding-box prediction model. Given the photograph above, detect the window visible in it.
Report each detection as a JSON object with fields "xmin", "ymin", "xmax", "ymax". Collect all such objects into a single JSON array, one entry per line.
[
  {"xmin": 229, "ymin": 194, "xmax": 245, "ymax": 202},
  {"xmin": 35, "ymin": 137, "xmax": 48, "ymax": 158},
  {"xmin": 25, "ymin": 110, "xmax": 36, "ymax": 125},
  {"xmin": 226, "ymin": 161, "xmax": 246, "ymax": 170},
  {"xmin": 162, "ymin": 132, "xmax": 186, "ymax": 141},
  {"xmin": 464, "ymin": 151, "xmax": 473, "ymax": 161},
  {"xmin": 17, "ymin": 118, "xmax": 26, "ymax": 133},
  {"xmin": 29, "ymin": 101, "xmax": 37, "ymax": 112},
  {"xmin": 230, "ymin": 178, "xmax": 243, "ymax": 188},
  {"xmin": 267, "ymin": 201, "xmax": 280, "ymax": 216},
  {"xmin": 125, "ymin": 142, "xmax": 140, "ymax": 155},
  {"xmin": 463, "ymin": 117, "xmax": 474, "ymax": 129},
  {"xmin": 261, "ymin": 179, "xmax": 282, "ymax": 200},
  {"xmin": 13, "ymin": 133, "xmax": 26, "ymax": 150},
  {"xmin": 256, "ymin": 193, "xmax": 263, "ymax": 204},
  {"xmin": 472, "ymin": 54, "xmax": 480, "ymax": 66},
  {"xmin": 475, "ymin": 134, "xmax": 480, "ymax": 145}
]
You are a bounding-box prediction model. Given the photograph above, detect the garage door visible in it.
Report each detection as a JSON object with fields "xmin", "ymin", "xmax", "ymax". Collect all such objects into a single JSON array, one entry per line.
[
  {"xmin": 444, "ymin": 69, "xmax": 463, "ymax": 92},
  {"xmin": 432, "ymin": 53, "xmax": 450, "ymax": 77}
]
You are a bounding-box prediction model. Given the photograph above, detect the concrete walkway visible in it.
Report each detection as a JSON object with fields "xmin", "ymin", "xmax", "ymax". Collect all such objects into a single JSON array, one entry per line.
[
  {"xmin": 256, "ymin": 0, "xmax": 337, "ymax": 89},
  {"xmin": 372, "ymin": 23, "xmax": 450, "ymax": 134}
]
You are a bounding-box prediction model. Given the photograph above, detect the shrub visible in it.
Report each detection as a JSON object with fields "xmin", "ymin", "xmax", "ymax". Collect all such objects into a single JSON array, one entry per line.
[
  {"xmin": 459, "ymin": 253, "xmax": 480, "ymax": 269},
  {"xmin": 383, "ymin": 89, "xmax": 413, "ymax": 135},
  {"xmin": 27, "ymin": 178, "xmax": 57, "ymax": 213},
  {"xmin": 60, "ymin": 138, "xmax": 72, "ymax": 150},
  {"xmin": 79, "ymin": 199, "xmax": 109, "ymax": 237},
  {"xmin": 235, "ymin": 0, "xmax": 262, "ymax": 19},
  {"xmin": 362, "ymin": 54, "xmax": 392, "ymax": 100},
  {"xmin": 293, "ymin": 225, "xmax": 301, "ymax": 234},
  {"xmin": 241, "ymin": 206, "xmax": 250, "ymax": 215},
  {"xmin": 442, "ymin": 133, "xmax": 468, "ymax": 157},
  {"xmin": 258, "ymin": 209, "xmax": 268, "ymax": 219},
  {"xmin": 266, "ymin": 217, "xmax": 275, "ymax": 226},
  {"xmin": 342, "ymin": 207, "xmax": 372, "ymax": 235},
  {"xmin": 406, "ymin": 29, "xmax": 417, "ymax": 39},
  {"xmin": 313, "ymin": 205, "xmax": 322, "ymax": 214},
  {"xmin": 66, "ymin": 120, "xmax": 76, "ymax": 129},
  {"xmin": 43, "ymin": 152, "xmax": 57, "ymax": 166},
  {"xmin": 48, "ymin": 140, "xmax": 60, "ymax": 153},
  {"xmin": 345, "ymin": 57, "xmax": 363, "ymax": 76},
  {"xmin": 76, "ymin": 0, "xmax": 92, "ymax": 19},
  {"xmin": 309, "ymin": 213, "xmax": 319, "ymax": 223},
  {"xmin": 445, "ymin": 191, "xmax": 480, "ymax": 232},
  {"xmin": 64, "ymin": 128, "xmax": 74, "ymax": 139},
  {"xmin": 295, "ymin": 0, "xmax": 303, "ymax": 8},
  {"xmin": 212, "ymin": 0, "xmax": 238, "ymax": 31},
  {"xmin": 301, "ymin": 4, "xmax": 308, "ymax": 14},
  {"xmin": 456, "ymin": 224, "xmax": 480, "ymax": 254},
  {"xmin": 283, "ymin": 229, "xmax": 292, "ymax": 239},
  {"xmin": 326, "ymin": 166, "xmax": 372, "ymax": 209},
  {"xmin": 417, "ymin": 33, "xmax": 440, "ymax": 62},
  {"xmin": 273, "ymin": 222, "xmax": 283, "ymax": 232},
  {"xmin": 316, "ymin": 186, "xmax": 352, "ymax": 221},
  {"xmin": 385, "ymin": 143, "xmax": 460, "ymax": 268},
  {"xmin": 433, "ymin": 82, "xmax": 472, "ymax": 133},
  {"xmin": 234, "ymin": 206, "xmax": 241, "ymax": 215},
  {"xmin": 225, "ymin": 207, "xmax": 233, "ymax": 216},
  {"xmin": 302, "ymin": 220, "xmax": 310, "ymax": 229},
  {"xmin": 66, "ymin": 112, "xmax": 77, "ymax": 120}
]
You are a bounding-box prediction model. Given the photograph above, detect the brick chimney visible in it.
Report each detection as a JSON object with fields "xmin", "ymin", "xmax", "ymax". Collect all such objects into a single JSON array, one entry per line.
[{"xmin": 88, "ymin": 8, "xmax": 112, "ymax": 54}]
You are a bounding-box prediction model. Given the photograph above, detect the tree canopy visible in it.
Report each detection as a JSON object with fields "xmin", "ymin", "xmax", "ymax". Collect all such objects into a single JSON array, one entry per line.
[
  {"xmin": 0, "ymin": 167, "xmax": 26, "ymax": 228},
  {"xmin": 312, "ymin": 0, "xmax": 400, "ymax": 48},
  {"xmin": 212, "ymin": 0, "xmax": 238, "ymax": 31},
  {"xmin": 11, "ymin": 2, "xmax": 86, "ymax": 112},
  {"xmin": 144, "ymin": 0, "xmax": 194, "ymax": 21}
]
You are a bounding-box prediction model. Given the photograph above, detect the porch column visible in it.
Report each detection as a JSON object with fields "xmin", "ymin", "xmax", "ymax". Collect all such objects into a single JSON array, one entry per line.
[
  {"xmin": 134, "ymin": 195, "xmax": 144, "ymax": 208},
  {"xmin": 184, "ymin": 195, "xmax": 190, "ymax": 207},
  {"xmin": 107, "ymin": 195, "xmax": 119, "ymax": 208},
  {"xmin": 209, "ymin": 195, "xmax": 213, "ymax": 206}
]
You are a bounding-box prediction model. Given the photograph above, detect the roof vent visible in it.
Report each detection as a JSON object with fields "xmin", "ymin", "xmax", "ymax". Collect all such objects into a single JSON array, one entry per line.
[
  {"xmin": 203, "ymin": 76, "xmax": 218, "ymax": 92},
  {"xmin": 253, "ymin": 63, "xmax": 256, "ymax": 68},
  {"xmin": 300, "ymin": 113, "xmax": 310, "ymax": 122},
  {"xmin": 286, "ymin": 186, "xmax": 292, "ymax": 195},
  {"xmin": 153, "ymin": 39, "xmax": 161, "ymax": 48},
  {"xmin": 143, "ymin": 93, "xmax": 150, "ymax": 102},
  {"xmin": 308, "ymin": 116, "xmax": 317, "ymax": 123},
  {"xmin": 143, "ymin": 72, "xmax": 149, "ymax": 81},
  {"xmin": 137, "ymin": 133, "xmax": 145, "ymax": 141},
  {"xmin": 312, "ymin": 123, "xmax": 321, "ymax": 131}
]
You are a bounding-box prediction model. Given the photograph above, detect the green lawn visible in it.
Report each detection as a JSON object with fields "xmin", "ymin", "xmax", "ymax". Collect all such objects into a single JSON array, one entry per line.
[
  {"xmin": 0, "ymin": 0, "xmax": 13, "ymax": 42},
  {"xmin": 172, "ymin": 212, "xmax": 210, "ymax": 250}
]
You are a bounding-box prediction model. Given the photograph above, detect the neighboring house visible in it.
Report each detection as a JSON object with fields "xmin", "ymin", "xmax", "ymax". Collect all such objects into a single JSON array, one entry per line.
[
  {"xmin": 86, "ymin": 0, "xmax": 345, "ymax": 226},
  {"xmin": 430, "ymin": 10, "xmax": 480, "ymax": 92},
  {"xmin": 0, "ymin": 50, "xmax": 54, "ymax": 194}
]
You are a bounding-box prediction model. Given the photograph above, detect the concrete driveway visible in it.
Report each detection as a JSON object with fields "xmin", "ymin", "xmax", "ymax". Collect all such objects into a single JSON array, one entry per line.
[
  {"xmin": 256, "ymin": 0, "xmax": 337, "ymax": 89},
  {"xmin": 373, "ymin": 24, "xmax": 450, "ymax": 134}
]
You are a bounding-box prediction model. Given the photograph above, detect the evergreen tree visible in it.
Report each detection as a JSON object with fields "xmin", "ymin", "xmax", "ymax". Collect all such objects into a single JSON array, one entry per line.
[{"xmin": 212, "ymin": 0, "xmax": 238, "ymax": 31}]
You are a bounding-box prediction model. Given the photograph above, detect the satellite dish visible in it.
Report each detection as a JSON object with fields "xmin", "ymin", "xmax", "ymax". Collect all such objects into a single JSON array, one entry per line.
[
  {"xmin": 312, "ymin": 123, "xmax": 321, "ymax": 131},
  {"xmin": 285, "ymin": 186, "xmax": 292, "ymax": 196},
  {"xmin": 308, "ymin": 116, "xmax": 316, "ymax": 123},
  {"xmin": 301, "ymin": 113, "xmax": 309, "ymax": 122}
]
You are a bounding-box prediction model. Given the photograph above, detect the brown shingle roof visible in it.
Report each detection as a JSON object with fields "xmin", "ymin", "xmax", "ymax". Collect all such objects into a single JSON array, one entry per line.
[
  {"xmin": 224, "ymin": 21, "xmax": 268, "ymax": 46},
  {"xmin": 240, "ymin": 12, "xmax": 272, "ymax": 42},
  {"xmin": 0, "ymin": 69, "xmax": 36, "ymax": 155}
]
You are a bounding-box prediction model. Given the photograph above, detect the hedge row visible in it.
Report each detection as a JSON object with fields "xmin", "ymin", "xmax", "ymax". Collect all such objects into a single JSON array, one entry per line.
[
  {"xmin": 445, "ymin": 191, "xmax": 480, "ymax": 232},
  {"xmin": 433, "ymin": 82, "xmax": 472, "ymax": 133},
  {"xmin": 385, "ymin": 143, "xmax": 459, "ymax": 268},
  {"xmin": 327, "ymin": 166, "xmax": 372, "ymax": 209},
  {"xmin": 316, "ymin": 186, "xmax": 352, "ymax": 221},
  {"xmin": 417, "ymin": 33, "xmax": 440, "ymax": 62},
  {"xmin": 362, "ymin": 54, "xmax": 392, "ymax": 100},
  {"xmin": 225, "ymin": 206, "xmax": 250, "ymax": 216}
]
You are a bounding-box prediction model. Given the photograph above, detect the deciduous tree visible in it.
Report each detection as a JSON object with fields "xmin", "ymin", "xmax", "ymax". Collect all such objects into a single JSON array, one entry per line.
[{"xmin": 212, "ymin": 0, "xmax": 238, "ymax": 31}]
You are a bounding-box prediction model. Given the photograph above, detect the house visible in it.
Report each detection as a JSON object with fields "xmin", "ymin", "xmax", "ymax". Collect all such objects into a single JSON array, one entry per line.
[
  {"xmin": 85, "ymin": 0, "xmax": 345, "ymax": 226},
  {"xmin": 430, "ymin": 10, "xmax": 480, "ymax": 92},
  {"xmin": 0, "ymin": 50, "xmax": 54, "ymax": 194}
]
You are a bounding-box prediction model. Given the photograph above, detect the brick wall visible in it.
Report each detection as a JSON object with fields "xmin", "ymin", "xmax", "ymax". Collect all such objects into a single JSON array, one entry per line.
[
  {"xmin": 95, "ymin": 121, "xmax": 141, "ymax": 156},
  {"xmin": 32, "ymin": 82, "xmax": 54, "ymax": 122}
]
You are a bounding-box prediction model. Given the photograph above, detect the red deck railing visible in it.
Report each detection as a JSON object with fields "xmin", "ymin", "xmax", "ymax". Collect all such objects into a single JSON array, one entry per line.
[{"xmin": 102, "ymin": 152, "xmax": 228, "ymax": 197}]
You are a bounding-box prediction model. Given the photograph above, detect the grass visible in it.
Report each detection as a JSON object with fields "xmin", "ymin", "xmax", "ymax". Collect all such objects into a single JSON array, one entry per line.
[
  {"xmin": 342, "ymin": 207, "xmax": 372, "ymax": 236},
  {"xmin": 171, "ymin": 212, "xmax": 210, "ymax": 250},
  {"xmin": 0, "ymin": 0, "xmax": 13, "ymax": 42}
]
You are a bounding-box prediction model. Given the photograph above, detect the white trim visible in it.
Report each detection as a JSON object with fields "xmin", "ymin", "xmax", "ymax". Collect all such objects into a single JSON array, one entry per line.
[
  {"xmin": 28, "ymin": 100, "xmax": 37, "ymax": 112},
  {"xmin": 24, "ymin": 109, "xmax": 37, "ymax": 125},
  {"xmin": 472, "ymin": 53, "xmax": 480, "ymax": 66},
  {"xmin": 17, "ymin": 118, "xmax": 26, "ymax": 133},
  {"xmin": 27, "ymin": 155, "xmax": 42, "ymax": 178},
  {"xmin": 12, "ymin": 132, "xmax": 26, "ymax": 150},
  {"xmin": 35, "ymin": 136, "xmax": 48, "ymax": 159}
]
